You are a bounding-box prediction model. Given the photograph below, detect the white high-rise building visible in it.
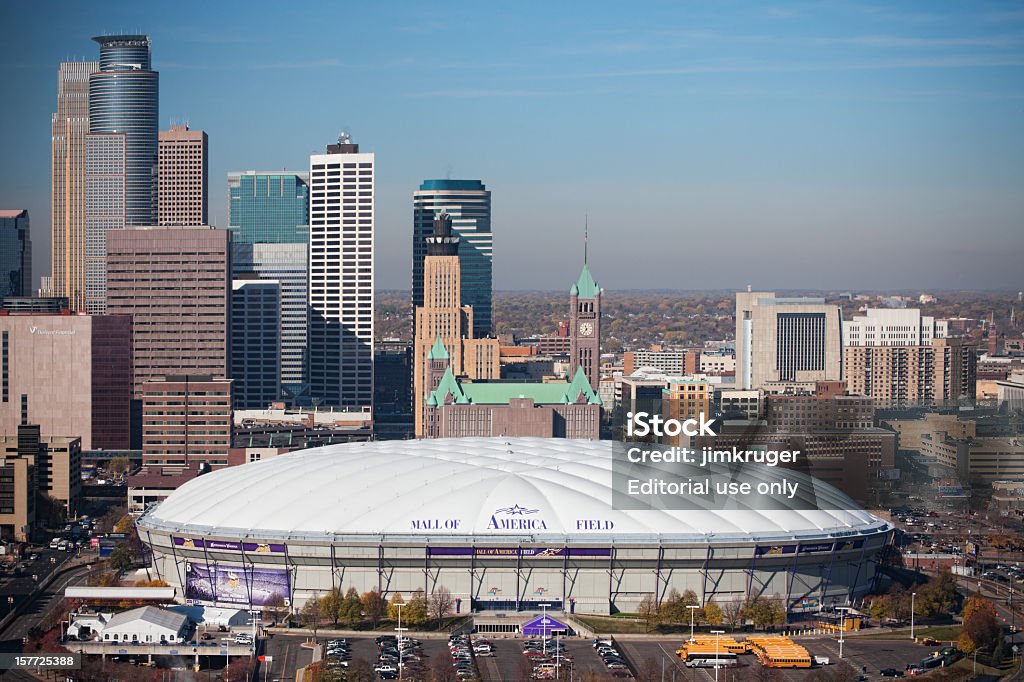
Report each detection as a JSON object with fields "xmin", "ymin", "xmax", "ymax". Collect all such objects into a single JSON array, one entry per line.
[
  {"xmin": 843, "ymin": 308, "xmax": 948, "ymax": 347},
  {"xmin": 308, "ymin": 134, "xmax": 374, "ymax": 410}
]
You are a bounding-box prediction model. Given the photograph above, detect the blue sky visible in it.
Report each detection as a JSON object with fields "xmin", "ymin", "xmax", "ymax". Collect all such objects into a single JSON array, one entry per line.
[{"xmin": 1, "ymin": 1, "xmax": 1022, "ymax": 291}]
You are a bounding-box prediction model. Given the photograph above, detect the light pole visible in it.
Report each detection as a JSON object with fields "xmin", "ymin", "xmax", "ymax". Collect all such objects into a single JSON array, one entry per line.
[
  {"xmin": 910, "ymin": 592, "xmax": 916, "ymax": 640},
  {"xmin": 687, "ymin": 605, "xmax": 700, "ymax": 643},
  {"xmin": 710, "ymin": 629, "xmax": 724, "ymax": 682},
  {"xmin": 394, "ymin": 602, "xmax": 405, "ymax": 681},
  {"xmin": 836, "ymin": 607, "xmax": 850, "ymax": 659},
  {"xmin": 539, "ymin": 603, "xmax": 552, "ymax": 657}
]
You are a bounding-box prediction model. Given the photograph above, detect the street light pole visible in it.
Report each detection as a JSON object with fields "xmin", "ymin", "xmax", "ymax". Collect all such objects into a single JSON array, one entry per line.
[
  {"xmin": 687, "ymin": 605, "xmax": 700, "ymax": 643},
  {"xmin": 836, "ymin": 607, "xmax": 850, "ymax": 659},
  {"xmin": 539, "ymin": 603, "xmax": 551, "ymax": 657},
  {"xmin": 910, "ymin": 592, "xmax": 916, "ymax": 641},
  {"xmin": 395, "ymin": 602, "xmax": 405, "ymax": 681},
  {"xmin": 711, "ymin": 629, "xmax": 724, "ymax": 682}
]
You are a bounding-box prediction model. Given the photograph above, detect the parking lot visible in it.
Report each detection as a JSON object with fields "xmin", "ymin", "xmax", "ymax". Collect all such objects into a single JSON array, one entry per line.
[
  {"xmin": 614, "ymin": 635, "xmax": 937, "ymax": 682},
  {"xmin": 476, "ymin": 637, "xmax": 632, "ymax": 681}
]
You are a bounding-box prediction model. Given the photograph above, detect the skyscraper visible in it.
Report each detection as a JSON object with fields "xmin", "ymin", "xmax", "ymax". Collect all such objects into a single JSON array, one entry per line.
[
  {"xmin": 51, "ymin": 60, "xmax": 96, "ymax": 311},
  {"xmin": 412, "ymin": 179, "xmax": 492, "ymax": 337},
  {"xmin": 158, "ymin": 124, "xmax": 208, "ymax": 226},
  {"xmin": 230, "ymin": 278, "xmax": 281, "ymax": 410},
  {"xmin": 228, "ymin": 171, "xmax": 310, "ymax": 396},
  {"xmin": 735, "ymin": 291, "xmax": 843, "ymax": 390},
  {"xmin": 85, "ymin": 35, "xmax": 158, "ymax": 313},
  {"xmin": 308, "ymin": 135, "xmax": 374, "ymax": 410},
  {"xmin": 106, "ymin": 226, "xmax": 230, "ymax": 399},
  {"xmin": 0, "ymin": 210, "xmax": 31, "ymax": 298}
]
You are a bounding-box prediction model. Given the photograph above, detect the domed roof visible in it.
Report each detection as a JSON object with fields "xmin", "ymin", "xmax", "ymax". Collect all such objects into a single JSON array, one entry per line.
[{"xmin": 138, "ymin": 438, "xmax": 887, "ymax": 544}]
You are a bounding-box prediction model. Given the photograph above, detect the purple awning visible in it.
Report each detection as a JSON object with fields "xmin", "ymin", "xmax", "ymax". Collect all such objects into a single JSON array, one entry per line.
[{"xmin": 521, "ymin": 614, "xmax": 569, "ymax": 636}]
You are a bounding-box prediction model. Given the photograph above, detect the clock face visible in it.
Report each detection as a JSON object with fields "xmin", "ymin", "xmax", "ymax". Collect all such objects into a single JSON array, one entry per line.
[{"xmin": 579, "ymin": 322, "xmax": 594, "ymax": 337}]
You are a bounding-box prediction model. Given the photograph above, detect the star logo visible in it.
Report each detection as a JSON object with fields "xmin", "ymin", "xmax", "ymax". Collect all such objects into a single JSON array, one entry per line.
[{"xmin": 495, "ymin": 504, "xmax": 539, "ymax": 516}]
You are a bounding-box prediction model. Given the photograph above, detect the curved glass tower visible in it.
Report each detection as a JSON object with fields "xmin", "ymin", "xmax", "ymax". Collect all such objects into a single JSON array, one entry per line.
[{"xmin": 89, "ymin": 35, "xmax": 158, "ymax": 226}]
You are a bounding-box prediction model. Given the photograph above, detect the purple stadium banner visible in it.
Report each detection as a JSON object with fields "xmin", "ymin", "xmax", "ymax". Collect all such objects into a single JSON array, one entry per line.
[
  {"xmin": 798, "ymin": 542, "xmax": 835, "ymax": 554},
  {"xmin": 172, "ymin": 536, "xmax": 286, "ymax": 553},
  {"xmin": 184, "ymin": 563, "xmax": 289, "ymax": 607},
  {"xmin": 755, "ymin": 544, "xmax": 797, "ymax": 556},
  {"xmin": 427, "ymin": 547, "xmax": 611, "ymax": 558}
]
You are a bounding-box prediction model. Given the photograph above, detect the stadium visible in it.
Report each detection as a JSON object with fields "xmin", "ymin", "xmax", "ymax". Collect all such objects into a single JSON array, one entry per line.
[{"xmin": 137, "ymin": 438, "xmax": 893, "ymax": 619}]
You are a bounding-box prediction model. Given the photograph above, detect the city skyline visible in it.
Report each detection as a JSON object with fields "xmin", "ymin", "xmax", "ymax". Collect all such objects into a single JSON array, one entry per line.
[{"xmin": 1, "ymin": 1, "xmax": 1022, "ymax": 293}]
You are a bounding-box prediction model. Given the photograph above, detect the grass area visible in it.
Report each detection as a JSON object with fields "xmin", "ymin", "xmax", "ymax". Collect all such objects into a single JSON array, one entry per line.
[
  {"xmin": 949, "ymin": 655, "xmax": 1018, "ymax": 677},
  {"xmin": 574, "ymin": 615, "xmax": 653, "ymax": 634}
]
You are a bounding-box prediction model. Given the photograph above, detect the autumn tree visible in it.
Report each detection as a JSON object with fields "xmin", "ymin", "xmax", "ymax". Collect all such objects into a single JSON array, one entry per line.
[
  {"xmin": 703, "ymin": 598, "xmax": 724, "ymax": 626},
  {"xmin": 637, "ymin": 593, "xmax": 659, "ymax": 632},
  {"xmin": 958, "ymin": 595, "xmax": 999, "ymax": 655},
  {"xmin": 361, "ymin": 590, "xmax": 386, "ymax": 626},
  {"xmin": 429, "ymin": 586, "xmax": 455, "ymax": 629},
  {"xmin": 387, "ymin": 592, "xmax": 406, "ymax": 621},
  {"xmin": 107, "ymin": 456, "xmax": 131, "ymax": 479},
  {"xmin": 301, "ymin": 595, "xmax": 324, "ymax": 637},
  {"xmin": 264, "ymin": 592, "xmax": 289, "ymax": 624},
  {"xmin": 322, "ymin": 586, "xmax": 344, "ymax": 625}
]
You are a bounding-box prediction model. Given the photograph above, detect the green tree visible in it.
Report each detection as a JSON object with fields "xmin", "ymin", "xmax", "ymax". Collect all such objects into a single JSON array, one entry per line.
[
  {"xmin": 916, "ymin": 572, "xmax": 958, "ymax": 619},
  {"xmin": 322, "ymin": 586, "xmax": 344, "ymax": 625},
  {"xmin": 340, "ymin": 587, "xmax": 363, "ymax": 627},
  {"xmin": 361, "ymin": 590, "xmax": 386, "ymax": 627},
  {"xmin": 108, "ymin": 543, "xmax": 135, "ymax": 572},
  {"xmin": 743, "ymin": 596, "xmax": 786, "ymax": 630},
  {"xmin": 404, "ymin": 589, "xmax": 429, "ymax": 627},
  {"xmin": 387, "ymin": 592, "xmax": 406, "ymax": 621}
]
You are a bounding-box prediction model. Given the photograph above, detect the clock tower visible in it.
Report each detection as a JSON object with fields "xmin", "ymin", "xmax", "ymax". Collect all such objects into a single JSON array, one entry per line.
[{"xmin": 569, "ymin": 263, "xmax": 601, "ymax": 389}]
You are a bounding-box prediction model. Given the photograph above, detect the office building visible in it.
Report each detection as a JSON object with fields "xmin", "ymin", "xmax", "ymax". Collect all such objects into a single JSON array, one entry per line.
[
  {"xmin": 158, "ymin": 124, "xmax": 208, "ymax": 226},
  {"xmin": 412, "ymin": 179, "xmax": 492, "ymax": 337},
  {"xmin": 843, "ymin": 338, "xmax": 977, "ymax": 406},
  {"xmin": 51, "ymin": 60, "xmax": 97, "ymax": 311},
  {"xmin": 720, "ymin": 389, "xmax": 764, "ymax": 420},
  {"xmin": 142, "ymin": 376, "xmax": 232, "ymax": 468},
  {"xmin": 229, "ymin": 171, "xmax": 310, "ymax": 393},
  {"xmin": 735, "ymin": 291, "xmax": 842, "ymax": 390},
  {"xmin": 84, "ymin": 35, "xmax": 159, "ymax": 313},
  {"xmin": 0, "ymin": 210, "xmax": 31, "ymax": 298},
  {"xmin": 0, "ymin": 313, "xmax": 132, "ymax": 450},
  {"xmin": 106, "ymin": 227, "xmax": 230, "ymax": 398},
  {"xmin": 661, "ymin": 378, "xmax": 714, "ymax": 446},
  {"xmin": 413, "ymin": 213, "xmax": 500, "ymax": 435},
  {"xmin": 0, "ymin": 451, "xmax": 34, "ymax": 542},
  {"xmin": 308, "ymin": 135, "xmax": 374, "ymax": 410},
  {"xmin": 1, "ymin": 426, "xmax": 82, "ymax": 517},
  {"xmin": 623, "ymin": 347, "xmax": 700, "ymax": 377},
  {"xmin": 765, "ymin": 390, "xmax": 875, "ymax": 432},
  {"xmin": 843, "ymin": 308, "xmax": 947, "ymax": 347},
  {"xmin": 1, "ymin": 297, "xmax": 69, "ymax": 314},
  {"xmin": 228, "ymin": 171, "xmax": 309, "ymax": 243},
  {"xmin": 230, "ymin": 279, "xmax": 281, "ymax": 410}
]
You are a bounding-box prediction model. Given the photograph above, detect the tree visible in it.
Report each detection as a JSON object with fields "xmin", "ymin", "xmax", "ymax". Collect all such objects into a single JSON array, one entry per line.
[
  {"xmin": 429, "ymin": 655, "xmax": 458, "ymax": 682},
  {"xmin": 428, "ymin": 586, "xmax": 454, "ymax": 629},
  {"xmin": 362, "ymin": 590, "xmax": 386, "ymax": 626},
  {"xmin": 342, "ymin": 658, "xmax": 375, "ymax": 682},
  {"xmin": 658, "ymin": 588, "xmax": 682, "ymax": 625},
  {"xmin": 113, "ymin": 514, "xmax": 136, "ymax": 535},
  {"xmin": 387, "ymin": 592, "xmax": 406, "ymax": 621},
  {"xmin": 301, "ymin": 595, "xmax": 323, "ymax": 637},
  {"xmin": 637, "ymin": 593, "xmax": 659, "ymax": 632},
  {"xmin": 722, "ymin": 599, "xmax": 745, "ymax": 628},
  {"xmin": 108, "ymin": 456, "xmax": 131, "ymax": 479},
  {"xmin": 322, "ymin": 586, "xmax": 344, "ymax": 625},
  {"xmin": 703, "ymin": 598, "xmax": 724, "ymax": 626},
  {"xmin": 958, "ymin": 595, "xmax": 999, "ymax": 655},
  {"xmin": 916, "ymin": 572, "xmax": 958, "ymax": 619},
  {"xmin": 86, "ymin": 570, "xmax": 118, "ymax": 587},
  {"xmin": 108, "ymin": 543, "xmax": 135, "ymax": 572},
  {"xmin": 405, "ymin": 589, "xmax": 429, "ymax": 627},
  {"xmin": 743, "ymin": 596, "xmax": 786, "ymax": 630},
  {"xmin": 869, "ymin": 595, "xmax": 892, "ymax": 623},
  {"xmin": 340, "ymin": 587, "xmax": 363, "ymax": 627},
  {"xmin": 264, "ymin": 592, "xmax": 289, "ymax": 624}
]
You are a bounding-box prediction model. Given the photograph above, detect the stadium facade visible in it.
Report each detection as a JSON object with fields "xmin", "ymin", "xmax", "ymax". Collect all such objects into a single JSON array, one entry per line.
[{"xmin": 137, "ymin": 438, "xmax": 893, "ymax": 616}]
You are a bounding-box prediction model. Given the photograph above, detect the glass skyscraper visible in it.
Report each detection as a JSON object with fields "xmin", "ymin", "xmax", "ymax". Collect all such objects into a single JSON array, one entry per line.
[
  {"xmin": 228, "ymin": 172, "xmax": 311, "ymax": 399},
  {"xmin": 0, "ymin": 210, "xmax": 31, "ymax": 298},
  {"xmin": 88, "ymin": 35, "xmax": 158, "ymax": 226},
  {"xmin": 228, "ymin": 172, "xmax": 310, "ymax": 243},
  {"xmin": 85, "ymin": 35, "xmax": 158, "ymax": 312},
  {"xmin": 412, "ymin": 179, "xmax": 492, "ymax": 337}
]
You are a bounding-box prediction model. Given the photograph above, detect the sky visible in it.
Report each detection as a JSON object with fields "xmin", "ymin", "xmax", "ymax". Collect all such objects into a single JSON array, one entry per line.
[{"xmin": 1, "ymin": 0, "xmax": 1022, "ymax": 292}]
